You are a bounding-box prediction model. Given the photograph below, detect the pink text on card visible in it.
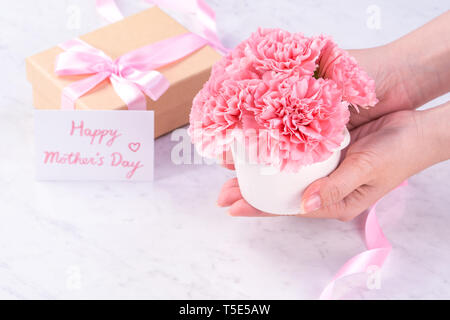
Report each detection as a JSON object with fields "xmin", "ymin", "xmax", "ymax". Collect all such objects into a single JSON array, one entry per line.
[
  {"xmin": 128, "ymin": 142, "xmax": 141, "ymax": 152},
  {"xmin": 110, "ymin": 152, "xmax": 144, "ymax": 179},
  {"xmin": 70, "ymin": 120, "xmax": 122, "ymax": 147}
]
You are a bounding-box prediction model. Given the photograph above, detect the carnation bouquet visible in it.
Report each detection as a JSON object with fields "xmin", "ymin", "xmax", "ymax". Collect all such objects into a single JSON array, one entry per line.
[{"xmin": 189, "ymin": 28, "xmax": 377, "ymax": 214}]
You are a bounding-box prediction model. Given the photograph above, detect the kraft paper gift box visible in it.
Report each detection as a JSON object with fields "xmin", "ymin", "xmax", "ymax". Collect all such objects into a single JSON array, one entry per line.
[{"xmin": 26, "ymin": 7, "xmax": 221, "ymax": 138}]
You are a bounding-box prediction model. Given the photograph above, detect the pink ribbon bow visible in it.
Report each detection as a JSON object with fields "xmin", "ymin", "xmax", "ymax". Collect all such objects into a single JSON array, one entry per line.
[
  {"xmin": 56, "ymin": 0, "xmax": 229, "ymax": 110},
  {"xmin": 55, "ymin": 33, "xmax": 208, "ymax": 110}
]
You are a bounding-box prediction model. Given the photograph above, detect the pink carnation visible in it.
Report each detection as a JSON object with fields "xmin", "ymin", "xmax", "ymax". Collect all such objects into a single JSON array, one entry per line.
[
  {"xmin": 244, "ymin": 28, "xmax": 327, "ymax": 77},
  {"xmin": 249, "ymin": 74, "xmax": 349, "ymax": 168},
  {"xmin": 188, "ymin": 77, "xmax": 241, "ymax": 157},
  {"xmin": 189, "ymin": 28, "xmax": 377, "ymax": 171},
  {"xmin": 188, "ymin": 59, "xmax": 262, "ymax": 156},
  {"xmin": 318, "ymin": 39, "xmax": 378, "ymax": 109}
]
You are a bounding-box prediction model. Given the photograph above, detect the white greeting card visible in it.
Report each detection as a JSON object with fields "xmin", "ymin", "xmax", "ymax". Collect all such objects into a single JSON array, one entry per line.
[{"xmin": 34, "ymin": 110, "xmax": 154, "ymax": 181}]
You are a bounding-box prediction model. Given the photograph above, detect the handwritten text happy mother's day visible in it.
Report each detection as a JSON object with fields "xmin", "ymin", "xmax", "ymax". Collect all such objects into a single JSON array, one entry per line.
[{"xmin": 42, "ymin": 121, "xmax": 143, "ymax": 179}]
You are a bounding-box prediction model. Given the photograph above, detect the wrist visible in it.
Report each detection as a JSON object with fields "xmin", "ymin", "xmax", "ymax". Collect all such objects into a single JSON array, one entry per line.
[
  {"xmin": 368, "ymin": 43, "xmax": 420, "ymax": 111},
  {"xmin": 382, "ymin": 42, "xmax": 418, "ymax": 107},
  {"xmin": 420, "ymin": 102, "xmax": 450, "ymax": 164},
  {"xmin": 385, "ymin": 11, "xmax": 450, "ymax": 109}
]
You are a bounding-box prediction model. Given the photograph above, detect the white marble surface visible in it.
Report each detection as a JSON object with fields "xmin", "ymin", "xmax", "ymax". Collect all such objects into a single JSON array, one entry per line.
[{"xmin": 0, "ymin": 0, "xmax": 449, "ymax": 299}]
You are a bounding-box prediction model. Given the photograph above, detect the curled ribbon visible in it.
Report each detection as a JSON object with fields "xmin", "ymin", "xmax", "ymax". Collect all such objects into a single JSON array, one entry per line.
[{"xmin": 319, "ymin": 181, "xmax": 407, "ymax": 299}]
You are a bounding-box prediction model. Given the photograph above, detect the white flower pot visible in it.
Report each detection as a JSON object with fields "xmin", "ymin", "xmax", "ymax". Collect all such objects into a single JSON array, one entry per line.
[{"xmin": 231, "ymin": 129, "xmax": 350, "ymax": 215}]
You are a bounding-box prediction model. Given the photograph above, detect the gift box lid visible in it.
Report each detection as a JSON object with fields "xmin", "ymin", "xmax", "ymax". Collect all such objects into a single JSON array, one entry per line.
[{"xmin": 25, "ymin": 6, "xmax": 221, "ymax": 111}]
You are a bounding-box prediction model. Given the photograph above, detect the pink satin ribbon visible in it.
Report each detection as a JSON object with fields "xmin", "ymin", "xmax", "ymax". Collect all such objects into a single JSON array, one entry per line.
[
  {"xmin": 147, "ymin": 0, "xmax": 229, "ymax": 54},
  {"xmin": 95, "ymin": 0, "xmax": 124, "ymax": 23},
  {"xmin": 55, "ymin": 34, "xmax": 207, "ymax": 110},
  {"xmin": 319, "ymin": 181, "xmax": 407, "ymax": 299},
  {"xmin": 56, "ymin": 0, "xmax": 227, "ymax": 110}
]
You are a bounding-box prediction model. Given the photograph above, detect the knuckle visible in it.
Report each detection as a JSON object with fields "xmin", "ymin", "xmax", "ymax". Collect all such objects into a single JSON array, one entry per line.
[
  {"xmin": 346, "ymin": 152, "xmax": 378, "ymax": 181},
  {"xmin": 337, "ymin": 202, "xmax": 365, "ymax": 222},
  {"xmin": 322, "ymin": 200, "xmax": 353, "ymax": 222},
  {"xmin": 319, "ymin": 201, "xmax": 347, "ymax": 220},
  {"xmin": 332, "ymin": 203, "xmax": 350, "ymax": 221},
  {"xmin": 322, "ymin": 180, "xmax": 344, "ymax": 206}
]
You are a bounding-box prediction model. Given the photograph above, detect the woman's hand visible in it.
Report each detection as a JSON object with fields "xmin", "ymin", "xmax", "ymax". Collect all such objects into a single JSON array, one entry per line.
[
  {"xmin": 217, "ymin": 102, "xmax": 450, "ymax": 220},
  {"xmin": 348, "ymin": 11, "xmax": 450, "ymax": 129},
  {"xmin": 217, "ymin": 12, "xmax": 450, "ymax": 220},
  {"xmin": 345, "ymin": 46, "xmax": 416, "ymax": 129}
]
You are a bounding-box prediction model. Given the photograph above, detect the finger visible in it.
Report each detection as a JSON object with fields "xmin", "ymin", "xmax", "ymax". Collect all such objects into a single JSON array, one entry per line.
[
  {"xmin": 217, "ymin": 178, "xmax": 239, "ymax": 206},
  {"xmin": 301, "ymin": 153, "xmax": 375, "ymax": 214},
  {"xmin": 337, "ymin": 180, "xmax": 405, "ymax": 221},
  {"xmin": 337, "ymin": 185, "xmax": 379, "ymax": 221},
  {"xmin": 217, "ymin": 187, "xmax": 242, "ymax": 207},
  {"xmin": 228, "ymin": 199, "xmax": 276, "ymax": 217},
  {"xmin": 297, "ymin": 199, "xmax": 347, "ymax": 219},
  {"xmin": 347, "ymin": 108, "xmax": 373, "ymax": 130},
  {"xmin": 221, "ymin": 177, "xmax": 239, "ymax": 190}
]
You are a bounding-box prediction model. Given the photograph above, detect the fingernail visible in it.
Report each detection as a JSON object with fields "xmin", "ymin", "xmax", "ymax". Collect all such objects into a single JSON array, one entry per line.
[{"xmin": 302, "ymin": 192, "xmax": 321, "ymax": 213}]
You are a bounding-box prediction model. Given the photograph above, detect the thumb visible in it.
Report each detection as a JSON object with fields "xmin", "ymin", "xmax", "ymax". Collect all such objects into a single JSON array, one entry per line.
[{"xmin": 300, "ymin": 154, "xmax": 373, "ymax": 213}]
